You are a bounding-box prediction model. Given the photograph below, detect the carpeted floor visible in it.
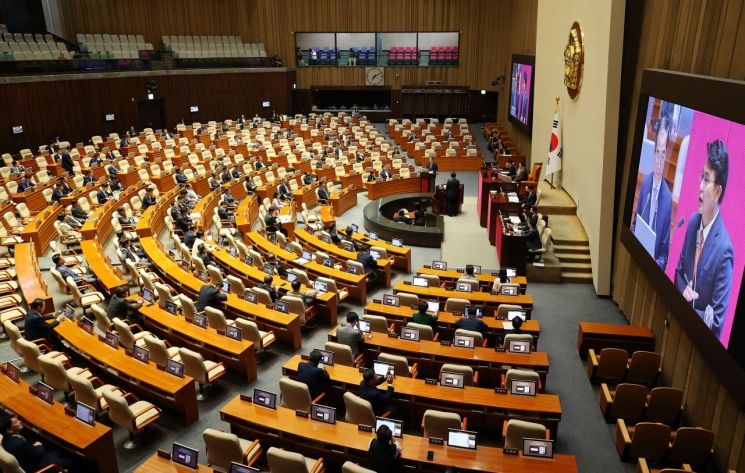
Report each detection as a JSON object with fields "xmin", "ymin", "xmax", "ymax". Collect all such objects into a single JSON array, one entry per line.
[{"xmin": 0, "ymin": 123, "xmax": 634, "ymax": 473}]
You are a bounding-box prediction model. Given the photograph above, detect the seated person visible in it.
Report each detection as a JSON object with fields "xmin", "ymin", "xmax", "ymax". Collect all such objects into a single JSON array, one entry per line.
[
  {"xmin": 109, "ymin": 177, "xmax": 122, "ymax": 192},
  {"xmin": 455, "ymin": 311, "xmax": 488, "ymax": 335},
  {"xmin": 24, "ymin": 299, "xmax": 63, "ymax": 347},
  {"xmin": 514, "ymin": 162, "xmax": 528, "ymax": 182},
  {"xmin": 523, "ymin": 219, "xmax": 542, "ymax": 261},
  {"xmin": 257, "ymin": 274, "xmax": 279, "ymax": 302},
  {"xmin": 413, "ymin": 203, "xmax": 425, "ymax": 226},
  {"xmin": 505, "ymin": 159, "xmax": 517, "ymax": 177},
  {"xmin": 337, "ymin": 312, "xmax": 364, "ymax": 357},
  {"xmin": 56, "ymin": 213, "xmax": 81, "ymax": 240},
  {"xmin": 297, "ymin": 349, "xmax": 331, "ymax": 399},
  {"xmin": 141, "ymin": 187, "xmax": 157, "ymax": 210},
  {"xmin": 81, "ymin": 169, "xmax": 96, "ymax": 186},
  {"xmin": 197, "ymin": 243, "xmax": 216, "ymax": 267},
  {"xmin": 368, "ymin": 424, "xmax": 401, "ymax": 473},
  {"xmin": 521, "ymin": 185, "xmax": 537, "ymax": 212},
  {"xmin": 393, "ymin": 209, "xmax": 413, "ymax": 225},
  {"xmin": 196, "ymin": 281, "xmax": 228, "ymax": 311},
  {"xmin": 64, "ymin": 207, "xmax": 84, "ymax": 230},
  {"xmin": 208, "ymin": 172, "xmax": 221, "ymax": 191},
  {"xmin": 107, "ymin": 286, "xmax": 143, "ymax": 323},
  {"xmin": 220, "ymin": 167, "xmax": 232, "ymax": 183},
  {"xmin": 379, "ymin": 166, "xmax": 393, "ymax": 180},
  {"xmin": 359, "ymin": 368, "xmax": 394, "ymax": 416},
  {"xmin": 52, "ymin": 254, "xmax": 98, "ymax": 287},
  {"xmin": 50, "ymin": 182, "xmax": 66, "ymax": 203},
  {"xmin": 287, "ymin": 279, "xmax": 317, "ymax": 307},
  {"xmin": 244, "ymin": 175, "xmax": 257, "ymax": 194},
  {"xmin": 317, "ymin": 184, "xmax": 330, "ymax": 204},
  {"xmin": 230, "ymin": 166, "xmax": 241, "ymax": 179},
  {"xmin": 174, "ymin": 209, "xmax": 193, "ymax": 233},
  {"xmin": 356, "ymin": 249, "xmax": 378, "ymax": 277},
  {"xmin": 1, "ymin": 416, "xmax": 79, "ymax": 471},
  {"xmin": 366, "ymin": 171, "xmax": 377, "ymax": 183},
  {"xmin": 301, "ymin": 171, "xmax": 315, "ymax": 186},
  {"xmin": 461, "ymin": 264, "xmax": 479, "ymax": 281},
  {"xmin": 277, "ymin": 179, "xmax": 293, "ymax": 200},
  {"xmin": 221, "ymin": 188, "xmax": 237, "ymax": 207},
  {"xmin": 17, "ymin": 175, "xmax": 35, "ymax": 192},
  {"xmin": 412, "ymin": 301, "xmax": 437, "ymax": 327},
  {"xmin": 174, "ymin": 167, "xmax": 189, "ymax": 184},
  {"xmin": 183, "ymin": 227, "xmax": 200, "ymax": 249},
  {"xmin": 265, "ymin": 254, "xmax": 289, "ymax": 278},
  {"xmin": 96, "ymin": 183, "xmax": 112, "ymax": 204},
  {"xmin": 491, "ymin": 268, "xmax": 511, "ymax": 293},
  {"xmin": 120, "ymin": 237, "xmax": 150, "ymax": 267},
  {"xmin": 217, "ymin": 201, "xmax": 235, "ymax": 225},
  {"xmin": 184, "ymin": 183, "xmax": 199, "ymax": 205},
  {"xmin": 116, "ymin": 206, "xmax": 137, "ymax": 227},
  {"xmin": 70, "ymin": 202, "xmax": 88, "ymax": 221}
]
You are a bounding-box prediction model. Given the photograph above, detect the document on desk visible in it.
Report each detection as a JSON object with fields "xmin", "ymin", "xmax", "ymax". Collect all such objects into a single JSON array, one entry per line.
[
  {"xmin": 278, "ymin": 215, "xmax": 292, "ymax": 223},
  {"xmin": 509, "ymin": 216, "xmax": 521, "ymax": 224},
  {"xmin": 633, "ymin": 214, "xmax": 656, "ymax": 256},
  {"xmin": 502, "ymin": 321, "xmax": 514, "ymax": 330},
  {"xmin": 190, "ymin": 212, "xmax": 202, "ymax": 220},
  {"xmin": 293, "ymin": 258, "xmax": 310, "ymax": 265},
  {"xmin": 508, "ymin": 196, "xmax": 520, "ymax": 203}
]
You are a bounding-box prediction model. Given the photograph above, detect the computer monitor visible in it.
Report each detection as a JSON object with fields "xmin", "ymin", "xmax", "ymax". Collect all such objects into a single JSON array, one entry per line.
[
  {"xmin": 349, "ymin": 224, "xmax": 358, "ymax": 233},
  {"xmin": 165, "ymin": 300, "xmax": 178, "ymax": 315},
  {"xmin": 229, "ymin": 246, "xmax": 238, "ymax": 257},
  {"xmin": 287, "ymin": 272, "xmax": 298, "ymax": 283},
  {"xmin": 375, "ymin": 417, "xmax": 403, "ymax": 438},
  {"xmin": 172, "ymin": 443, "xmax": 199, "ymax": 470},
  {"xmin": 412, "ymin": 277, "xmax": 428, "ymax": 287},
  {"xmin": 340, "ymin": 240, "xmax": 353, "ymax": 252},
  {"xmin": 244, "ymin": 254, "xmax": 254, "ymax": 266},
  {"xmin": 274, "ymin": 300, "xmax": 289, "ymax": 313},
  {"xmin": 314, "ymin": 280, "xmax": 328, "ymax": 293},
  {"xmin": 391, "ymin": 238, "xmax": 403, "ymax": 247},
  {"xmin": 511, "ymin": 379, "xmax": 537, "ymax": 397},
  {"xmin": 229, "ymin": 462, "xmax": 260, "ymax": 473},
  {"xmin": 166, "ymin": 359, "xmax": 185, "ymax": 378},
  {"xmin": 523, "ymin": 438, "xmax": 554, "ymax": 459},
  {"xmin": 447, "ymin": 428, "xmax": 477, "ymax": 450},
  {"xmin": 507, "ymin": 310, "xmax": 526, "ymax": 321},
  {"xmin": 226, "ymin": 325, "xmax": 242, "ymax": 341},
  {"xmin": 347, "ymin": 265, "xmax": 360, "ymax": 275},
  {"xmin": 507, "ymin": 339, "xmax": 532, "ymax": 354},
  {"xmin": 382, "ymin": 294, "xmax": 400, "ymax": 307},
  {"xmin": 358, "ymin": 319, "xmax": 371, "ymax": 333},
  {"xmin": 244, "ymin": 290, "xmax": 258, "ymax": 303},
  {"xmin": 471, "ymin": 265, "xmax": 482, "ymax": 274},
  {"xmin": 369, "ymin": 231, "xmax": 378, "ymax": 240},
  {"xmin": 253, "ymin": 388, "xmax": 277, "ymax": 409},
  {"xmin": 36, "ymin": 381, "xmax": 54, "ymax": 405},
  {"xmin": 317, "ymin": 349, "xmax": 334, "ymax": 366},
  {"xmin": 455, "ymin": 282, "xmax": 472, "ymax": 293},
  {"xmin": 323, "ymin": 258, "xmax": 334, "ymax": 268},
  {"xmin": 81, "ymin": 317, "xmax": 94, "ymax": 334},
  {"xmin": 439, "ymin": 371, "xmax": 465, "ymax": 388},
  {"xmin": 319, "ymin": 234, "xmax": 331, "ymax": 243},
  {"xmin": 284, "ymin": 243, "xmax": 295, "ymax": 253},
  {"xmin": 432, "ymin": 261, "xmax": 447, "ymax": 270},
  {"xmin": 104, "ymin": 331, "xmax": 119, "ymax": 349},
  {"xmin": 178, "ymin": 260, "xmax": 190, "ymax": 271},
  {"xmin": 64, "ymin": 304, "xmax": 75, "ymax": 320},
  {"xmin": 221, "ymin": 281, "xmax": 231, "ymax": 293},
  {"xmin": 310, "ymin": 404, "xmax": 336, "ymax": 425},
  {"xmin": 373, "ymin": 361, "xmax": 395, "ymax": 378},
  {"xmin": 5, "ymin": 362, "xmax": 20, "ymax": 383},
  {"xmin": 370, "ymin": 250, "xmax": 381, "ymax": 260},
  {"xmin": 500, "ymin": 285, "xmax": 518, "ymax": 296},
  {"xmin": 142, "ymin": 288, "xmax": 154, "ymax": 303},
  {"xmin": 263, "ymin": 263, "xmax": 275, "ymax": 275},
  {"xmin": 298, "ymin": 251, "xmax": 310, "ymax": 262},
  {"xmin": 75, "ymin": 402, "xmax": 96, "ymax": 426},
  {"xmin": 133, "ymin": 345, "xmax": 149, "ymax": 363},
  {"xmin": 453, "ymin": 335, "xmax": 475, "ymax": 349},
  {"xmin": 504, "ymin": 267, "xmax": 517, "ymax": 278},
  {"xmin": 400, "ymin": 327, "xmax": 420, "ymax": 342},
  {"xmin": 464, "ymin": 305, "xmax": 484, "ymax": 318},
  {"xmin": 193, "ymin": 313, "xmax": 208, "ymax": 328},
  {"xmin": 426, "ymin": 300, "xmax": 439, "ymax": 314}
]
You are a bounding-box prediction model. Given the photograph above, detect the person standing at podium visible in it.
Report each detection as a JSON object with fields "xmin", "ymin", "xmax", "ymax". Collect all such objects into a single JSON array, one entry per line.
[
  {"xmin": 446, "ymin": 172, "xmax": 460, "ymax": 216},
  {"xmin": 425, "ymin": 157, "xmax": 438, "ymax": 174}
]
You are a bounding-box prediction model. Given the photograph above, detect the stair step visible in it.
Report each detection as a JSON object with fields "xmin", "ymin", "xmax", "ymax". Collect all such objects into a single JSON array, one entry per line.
[
  {"xmin": 561, "ymin": 271, "xmax": 594, "ymax": 283},
  {"xmin": 553, "ymin": 239, "xmax": 589, "ymax": 247},
  {"xmin": 560, "ymin": 261, "xmax": 593, "ymax": 272},
  {"xmin": 554, "ymin": 244, "xmax": 590, "ymax": 254},
  {"xmin": 555, "ymin": 253, "xmax": 591, "ymax": 263}
]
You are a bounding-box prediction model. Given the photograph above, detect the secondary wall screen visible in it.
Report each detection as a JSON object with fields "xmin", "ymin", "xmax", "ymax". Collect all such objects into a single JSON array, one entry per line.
[
  {"xmin": 629, "ymin": 96, "xmax": 745, "ymax": 348},
  {"xmin": 509, "ymin": 62, "xmax": 532, "ymax": 126}
]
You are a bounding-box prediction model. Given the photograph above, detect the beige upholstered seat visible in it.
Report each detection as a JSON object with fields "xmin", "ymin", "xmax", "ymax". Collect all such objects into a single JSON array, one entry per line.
[
  {"xmin": 280, "ymin": 377, "xmax": 325, "ymax": 411},
  {"xmin": 67, "ymin": 276, "xmax": 105, "ymax": 313},
  {"xmin": 234, "ymin": 318, "xmax": 277, "ymax": 350},
  {"xmin": 362, "ymin": 314, "xmax": 389, "ymax": 333},
  {"xmin": 112, "ymin": 317, "xmax": 150, "ymax": 351},
  {"xmin": 342, "ymin": 461, "xmax": 375, "ymax": 473},
  {"xmin": 325, "ymin": 341, "xmax": 362, "ymax": 367},
  {"xmin": 405, "ymin": 322, "xmax": 435, "ymax": 341},
  {"xmin": 68, "ymin": 371, "xmax": 123, "ymax": 413},
  {"xmin": 179, "ymin": 347, "xmax": 227, "ymax": 400},
  {"xmin": 396, "ymin": 292, "xmax": 420, "ymax": 307},
  {"xmin": 267, "ymin": 446, "xmax": 324, "ymax": 473},
  {"xmin": 91, "ymin": 303, "xmax": 113, "ymax": 333},
  {"xmin": 504, "ymin": 419, "xmax": 548, "ymax": 450},
  {"xmin": 439, "ymin": 363, "xmax": 476, "ymax": 386},
  {"xmin": 454, "ymin": 328, "xmax": 484, "ymax": 347},
  {"xmin": 378, "ymin": 353, "xmax": 417, "ymax": 378},
  {"xmin": 203, "ymin": 428, "xmax": 262, "ymax": 471},
  {"xmin": 38, "ymin": 354, "xmax": 92, "ymax": 399},
  {"xmin": 205, "ymin": 306, "xmax": 235, "ymax": 331},
  {"xmin": 17, "ymin": 338, "xmax": 69, "ymax": 375},
  {"xmin": 422, "ymin": 409, "xmax": 463, "ymax": 439},
  {"xmin": 103, "ymin": 389, "xmax": 162, "ymax": 449},
  {"xmin": 343, "ymin": 392, "xmax": 377, "ymax": 426},
  {"xmin": 444, "ymin": 297, "xmax": 468, "ymax": 313},
  {"xmin": 143, "ymin": 334, "xmax": 181, "ymax": 366},
  {"xmin": 496, "ymin": 304, "xmax": 523, "ymax": 319}
]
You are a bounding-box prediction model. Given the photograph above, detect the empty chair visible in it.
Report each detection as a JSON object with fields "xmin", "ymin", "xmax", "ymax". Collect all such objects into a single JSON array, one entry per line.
[
  {"xmin": 405, "ymin": 322, "xmax": 436, "ymax": 341},
  {"xmin": 599, "ymin": 382, "xmax": 648, "ymax": 422},
  {"xmin": 233, "ymin": 318, "xmax": 277, "ymax": 350},
  {"xmin": 439, "ymin": 363, "xmax": 476, "ymax": 386},
  {"xmin": 422, "ymin": 409, "xmax": 465, "ymax": 439},
  {"xmin": 615, "ymin": 420, "xmax": 671, "ymax": 462},
  {"xmin": 419, "ymin": 274, "xmax": 440, "ymax": 287},
  {"xmin": 38, "ymin": 354, "xmax": 92, "ymax": 399},
  {"xmin": 503, "ymin": 368, "xmax": 540, "ymax": 391},
  {"xmin": 68, "ymin": 372, "xmax": 123, "ymax": 414},
  {"xmin": 103, "ymin": 389, "xmax": 162, "ymax": 449},
  {"xmin": 454, "ymin": 328, "xmax": 484, "ymax": 347},
  {"xmin": 377, "ymin": 353, "xmax": 417, "ymax": 378},
  {"xmin": 203, "ymin": 428, "xmax": 262, "ymax": 471},
  {"xmin": 17, "ymin": 338, "xmax": 69, "ymax": 375},
  {"xmin": 503, "ymin": 333, "xmax": 534, "ymax": 350},
  {"xmin": 67, "ymin": 276, "xmax": 105, "ymax": 314},
  {"xmin": 91, "ymin": 303, "xmax": 113, "ymax": 333},
  {"xmin": 205, "ymin": 306, "xmax": 235, "ymax": 331},
  {"xmin": 626, "ymin": 351, "xmax": 661, "ymax": 386},
  {"xmin": 587, "ymin": 348, "xmax": 628, "ymax": 383},
  {"xmin": 324, "ymin": 341, "xmax": 363, "ymax": 367},
  {"xmin": 179, "ymin": 347, "xmax": 226, "ymax": 400},
  {"xmin": 455, "ymin": 277, "xmax": 479, "ymax": 292},
  {"xmin": 280, "ymin": 377, "xmax": 325, "ymax": 411},
  {"xmin": 143, "ymin": 334, "xmax": 181, "ymax": 367},
  {"xmin": 396, "ymin": 292, "xmax": 420, "ymax": 307},
  {"xmin": 266, "ymin": 446, "xmax": 324, "ymax": 473},
  {"xmin": 644, "ymin": 387, "xmax": 684, "ymax": 426},
  {"xmin": 112, "ymin": 317, "xmax": 151, "ymax": 351},
  {"xmin": 281, "ymin": 295, "xmax": 316, "ymax": 326},
  {"xmin": 343, "ymin": 392, "xmax": 379, "ymax": 426},
  {"xmin": 667, "ymin": 427, "xmax": 714, "ymax": 470},
  {"xmin": 362, "ymin": 314, "xmax": 390, "ymax": 333},
  {"xmin": 503, "ymin": 419, "xmax": 548, "ymax": 450},
  {"xmin": 342, "ymin": 462, "xmax": 375, "ymax": 473},
  {"xmin": 444, "ymin": 297, "xmax": 468, "ymax": 313}
]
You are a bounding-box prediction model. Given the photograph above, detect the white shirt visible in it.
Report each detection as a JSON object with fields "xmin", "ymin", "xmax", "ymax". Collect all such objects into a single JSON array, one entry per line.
[{"xmin": 699, "ymin": 208, "xmax": 719, "ymax": 245}]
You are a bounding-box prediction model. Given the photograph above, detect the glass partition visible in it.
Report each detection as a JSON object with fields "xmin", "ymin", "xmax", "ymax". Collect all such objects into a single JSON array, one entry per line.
[
  {"xmin": 296, "ymin": 33, "xmax": 336, "ymax": 66},
  {"xmin": 336, "ymin": 33, "xmax": 376, "ymax": 66}
]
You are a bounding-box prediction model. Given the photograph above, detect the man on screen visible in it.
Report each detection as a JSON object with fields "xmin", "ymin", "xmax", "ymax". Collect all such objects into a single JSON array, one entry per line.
[
  {"xmin": 518, "ymin": 71, "xmax": 529, "ymax": 123},
  {"xmin": 631, "ymin": 115, "xmax": 673, "ymax": 270},
  {"xmin": 674, "ymin": 140, "xmax": 733, "ymax": 338}
]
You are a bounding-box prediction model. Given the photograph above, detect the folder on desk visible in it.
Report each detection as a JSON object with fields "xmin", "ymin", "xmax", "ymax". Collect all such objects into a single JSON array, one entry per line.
[
  {"xmin": 509, "ymin": 216, "xmax": 521, "ymax": 224},
  {"xmin": 633, "ymin": 213, "xmax": 656, "ymax": 256},
  {"xmin": 508, "ymin": 196, "xmax": 519, "ymax": 203},
  {"xmin": 278, "ymin": 215, "xmax": 292, "ymax": 223},
  {"xmin": 293, "ymin": 257, "xmax": 310, "ymax": 265}
]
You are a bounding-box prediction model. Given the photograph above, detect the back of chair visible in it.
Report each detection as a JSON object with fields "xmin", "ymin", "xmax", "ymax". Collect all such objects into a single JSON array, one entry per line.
[
  {"xmin": 406, "ymin": 322, "xmax": 434, "ymax": 341},
  {"xmin": 611, "ymin": 383, "xmax": 648, "ymax": 420},
  {"xmin": 103, "ymin": 389, "xmax": 135, "ymax": 432},
  {"xmin": 154, "ymin": 282, "xmax": 173, "ymax": 309},
  {"xmin": 421, "ymin": 274, "xmax": 440, "ymax": 287},
  {"xmin": 667, "ymin": 427, "xmax": 714, "ymax": 468},
  {"xmin": 626, "ymin": 351, "xmax": 661, "ymax": 385},
  {"xmin": 456, "ymin": 278, "xmax": 479, "ymax": 292},
  {"xmin": 629, "ymin": 422, "xmax": 671, "ymax": 462},
  {"xmin": 378, "ymin": 353, "xmax": 411, "ymax": 377},
  {"xmin": 0, "ymin": 443, "xmax": 23, "ymax": 473},
  {"xmin": 361, "ymin": 314, "xmax": 388, "ymax": 334},
  {"xmin": 342, "ymin": 461, "xmax": 376, "ymax": 473},
  {"xmin": 112, "ymin": 318, "xmax": 135, "ymax": 351},
  {"xmin": 252, "ymin": 287, "xmax": 273, "ymax": 306},
  {"xmin": 17, "ymin": 338, "xmax": 43, "ymax": 373},
  {"xmin": 234, "ymin": 318, "xmax": 262, "ymax": 344},
  {"xmin": 267, "ymin": 447, "xmax": 310, "ymax": 473},
  {"xmin": 422, "ymin": 409, "xmax": 461, "ymax": 439},
  {"xmin": 504, "ymin": 368, "xmax": 539, "ymax": 390},
  {"xmin": 596, "ymin": 348, "xmax": 629, "ymax": 382},
  {"xmin": 442, "ymin": 298, "xmax": 467, "ymax": 314},
  {"xmin": 439, "ymin": 363, "xmax": 474, "ymax": 386},
  {"xmin": 203, "ymin": 428, "xmax": 243, "ymax": 469},
  {"xmin": 344, "ymin": 392, "xmax": 376, "ymax": 426},
  {"xmin": 645, "ymin": 387, "xmax": 684, "ymax": 426},
  {"xmin": 226, "ymin": 275, "xmax": 245, "ymax": 294},
  {"xmin": 91, "ymin": 303, "xmax": 112, "ymax": 333},
  {"xmin": 143, "ymin": 335, "xmax": 171, "ymax": 367},
  {"xmin": 504, "ymin": 419, "xmax": 547, "ymax": 450},
  {"xmin": 38, "ymin": 354, "xmax": 70, "ymax": 392},
  {"xmin": 280, "ymin": 377, "xmax": 312, "ymax": 411},
  {"xmin": 503, "ymin": 333, "xmax": 533, "ymax": 348},
  {"xmin": 207, "ymin": 265, "xmax": 223, "ymax": 285},
  {"xmin": 497, "ymin": 304, "xmax": 522, "ymax": 319},
  {"xmin": 68, "ymin": 373, "xmax": 99, "ymax": 411},
  {"xmin": 325, "ymin": 341, "xmax": 355, "ymax": 366},
  {"xmin": 205, "ymin": 307, "xmax": 229, "ymax": 331},
  {"xmin": 454, "ymin": 328, "xmax": 483, "ymax": 346},
  {"xmin": 179, "ymin": 347, "xmax": 207, "ymax": 384},
  {"xmin": 178, "ymin": 294, "xmax": 197, "ymax": 319}
]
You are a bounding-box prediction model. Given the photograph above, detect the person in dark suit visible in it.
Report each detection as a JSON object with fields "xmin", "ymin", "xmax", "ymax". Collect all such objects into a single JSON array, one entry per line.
[
  {"xmin": 70, "ymin": 202, "xmax": 88, "ymax": 221},
  {"xmin": 23, "ymin": 299, "xmax": 62, "ymax": 345},
  {"xmin": 183, "ymin": 227, "xmax": 200, "ymax": 249},
  {"xmin": 120, "ymin": 238, "xmax": 150, "ymax": 267},
  {"xmin": 445, "ymin": 172, "xmax": 460, "ymax": 216},
  {"xmin": 505, "ymin": 159, "xmax": 517, "ymax": 177},
  {"xmin": 196, "ymin": 282, "xmax": 228, "ymax": 311},
  {"xmin": 426, "ymin": 157, "xmax": 438, "ymax": 174},
  {"xmin": 413, "ymin": 202, "xmax": 425, "ymax": 226},
  {"xmin": 1, "ymin": 416, "xmax": 78, "ymax": 471},
  {"xmin": 317, "ymin": 185, "xmax": 330, "ymax": 204},
  {"xmin": 277, "ymin": 179, "xmax": 292, "ymax": 200},
  {"xmin": 53, "ymin": 255, "xmax": 98, "ymax": 287},
  {"xmin": 96, "ymin": 183, "xmax": 111, "ymax": 204},
  {"xmin": 107, "ymin": 286, "xmax": 142, "ymax": 323},
  {"xmin": 360, "ymin": 368, "xmax": 394, "ymax": 416},
  {"xmin": 523, "ymin": 218, "xmax": 542, "ymax": 260},
  {"xmin": 174, "ymin": 209, "xmax": 192, "ymax": 232},
  {"xmin": 518, "ymin": 70, "xmax": 530, "ymax": 123},
  {"xmin": 230, "ymin": 166, "xmax": 241, "ymax": 179},
  {"xmin": 220, "ymin": 167, "xmax": 232, "ymax": 183},
  {"xmin": 513, "ymin": 162, "xmax": 528, "ymax": 182},
  {"xmin": 380, "ymin": 166, "xmax": 392, "ymax": 180},
  {"xmin": 174, "ymin": 167, "xmax": 189, "ymax": 184},
  {"xmin": 674, "ymin": 140, "xmax": 733, "ymax": 339},
  {"xmin": 631, "ymin": 115, "xmax": 673, "ymax": 270},
  {"xmin": 257, "ymin": 274, "xmax": 279, "ymax": 302},
  {"xmin": 357, "ymin": 250, "xmax": 378, "ymax": 277},
  {"xmin": 301, "ymin": 171, "xmax": 315, "ymax": 186},
  {"xmin": 522, "ymin": 185, "xmax": 537, "ymax": 212},
  {"xmin": 393, "ymin": 209, "xmax": 413, "ymax": 225},
  {"xmin": 50, "ymin": 182, "xmax": 65, "ymax": 203},
  {"xmin": 81, "ymin": 169, "xmax": 95, "ymax": 186},
  {"xmin": 141, "ymin": 188, "xmax": 157, "ymax": 210},
  {"xmin": 456, "ymin": 311, "xmax": 488, "ymax": 335},
  {"xmin": 296, "ymin": 349, "xmax": 331, "ymax": 399},
  {"xmin": 367, "ymin": 424, "xmax": 401, "ymax": 473},
  {"xmin": 17, "ymin": 176, "xmax": 35, "ymax": 192},
  {"xmin": 60, "ymin": 150, "xmax": 74, "ymax": 174}
]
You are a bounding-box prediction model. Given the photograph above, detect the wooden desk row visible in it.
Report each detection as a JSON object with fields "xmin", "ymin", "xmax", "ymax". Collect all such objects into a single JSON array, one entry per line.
[
  {"xmin": 365, "ymin": 175, "xmax": 422, "ymax": 200},
  {"xmin": 577, "ymin": 322, "xmax": 655, "ymax": 357},
  {"xmin": 15, "ymin": 242, "xmax": 55, "ymax": 314},
  {"xmin": 19, "ymin": 202, "xmax": 63, "ymax": 256},
  {"xmin": 0, "ymin": 372, "xmax": 118, "ymax": 473},
  {"xmin": 340, "ymin": 226, "xmax": 412, "ymax": 272},
  {"xmin": 294, "ymin": 228, "xmax": 393, "ymax": 287},
  {"xmin": 220, "ymin": 397, "xmax": 575, "ymax": 473},
  {"xmin": 393, "ymin": 281, "xmax": 533, "ymax": 315},
  {"xmin": 329, "ymin": 188, "xmax": 358, "ymax": 217},
  {"xmin": 417, "ymin": 266, "xmax": 528, "ymax": 289},
  {"xmin": 328, "ymin": 328, "xmax": 549, "ymax": 389},
  {"xmin": 54, "ymin": 318, "xmax": 199, "ymax": 424}
]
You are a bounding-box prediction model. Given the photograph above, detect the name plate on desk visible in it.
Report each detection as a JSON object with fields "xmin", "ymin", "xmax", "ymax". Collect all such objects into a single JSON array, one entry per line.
[
  {"xmin": 495, "ymin": 387, "xmax": 508, "ymax": 394},
  {"xmin": 503, "ymin": 447, "xmax": 519, "ymax": 455},
  {"xmin": 425, "ymin": 378, "xmax": 438, "ymax": 385},
  {"xmin": 157, "ymin": 449, "xmax": 172, "ymax": 460},
  {"xmin": 403, "ymin": 281, "xmax": 411, "ymax": 285},
  {"xmin": 358, "ymin": 366, "xmax": 367, "ymax": 373},
  {"xmin": 429, "ymin": 437, "xmax": 444, "ymax": 445},
  {"xmin": 456, "ymin": 269, "xmax": 465, "ymax": 273},
  {"xmin": 495, "ymin": 347, "xmax": 506, "ymax": 352},
  {"xmin": 491, "ymin": 272, "xmax": 499, "ymax": 276},
  {"xmin": 300, "ymin": 354, "xmax": 310, "ymax": 361},
  {"xmin": 373, "ymin": 299, "xmax": 382, "ymax": 304},
  {"xmin": 64, "ymin": 406, "xmax": 75, "ymax": 416},
  {"xmin": 295, "ymin": 410, "xmax": 309, "ymax": 418},
  {"xmin": 424, "ymin": 265, "xmax": 432, "ymax": 269},
  {"xmin": 440, "ymin": 340, "xmax": 452, "ymax": 347},
  {"xmin": 239, "ymin": 394, "xmax": 252, "ymax": 402},
  {"xmin": 452, "ymin": 311, "xmax": 462, "ymax": 316},
  {"xmin": 388, "ymin": 332, "xmax": 399, "ymax": 339},
  {"xmin": 358, "ymin": 424, "xmax": 373, "ymax": 432}
]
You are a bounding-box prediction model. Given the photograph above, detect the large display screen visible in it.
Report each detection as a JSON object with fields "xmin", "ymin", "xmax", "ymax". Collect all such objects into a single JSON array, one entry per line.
[
  {"xmin": 508, "ymin": 54, "xmax": 535, "ymax": 132},
  {"xmin": 623, "ymin": 71, "xmax": 745, "ymax": 400},
  {"xmin": 629, "ymin": 96, "xmax": 745, "ymax": 349}
]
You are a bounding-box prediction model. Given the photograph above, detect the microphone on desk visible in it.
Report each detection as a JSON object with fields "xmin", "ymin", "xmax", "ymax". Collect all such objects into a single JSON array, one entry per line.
[{"xmin": 673, "ymin": 216, "xmax": 685, "ymax": 236}]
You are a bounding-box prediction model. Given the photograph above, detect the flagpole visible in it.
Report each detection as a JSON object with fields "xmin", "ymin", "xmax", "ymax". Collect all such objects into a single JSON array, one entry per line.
[{"xmin": 548, "ymin": 96, "xmax": 560, "ymax": 189}]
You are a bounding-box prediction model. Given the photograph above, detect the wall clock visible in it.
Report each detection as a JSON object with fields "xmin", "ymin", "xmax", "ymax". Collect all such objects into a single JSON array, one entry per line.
[
  {"xmin": 365, "ymin": 67, "xmax": 385, "ymax": 86},
  {"xmin": 564, "ymin": 21, "xmax": 584, "ymax": 100}
]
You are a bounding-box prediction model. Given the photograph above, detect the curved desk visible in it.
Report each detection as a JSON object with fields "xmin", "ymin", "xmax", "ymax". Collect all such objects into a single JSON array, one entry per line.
[
  {"xmin": 364, "ymin": 175, "xmax": 421, "ymax": 199},
  {"xmin": 339, "ymin": 226, "xmax": 411, "ymax": 272},
  {"xmin": 393, "ymin": 281, "xmax": 533, "ymax": 316},
  {"xmin": 363, "ymin": 193, "xmax": 444, "ymax": 248},
  {"xmin": 16, "ymin": 242, "xmax": 55, "ymax": 314},
  {"xmin": 417, "ymin": 266, "xmax": 528, "ymax": 290},
  {"xmin": 19, "ymin": 203, "xmax": 63, "ymax": 256}
]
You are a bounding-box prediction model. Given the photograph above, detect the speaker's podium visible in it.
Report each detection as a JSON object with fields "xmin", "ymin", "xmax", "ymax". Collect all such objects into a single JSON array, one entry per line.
[
  {"xmin": 432, "ymin": 183, "xmax": 464, "ymax": 215},
  {"xmin": 420, "ymin": 170, "xmax": 437, "ymax": 193}
]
